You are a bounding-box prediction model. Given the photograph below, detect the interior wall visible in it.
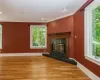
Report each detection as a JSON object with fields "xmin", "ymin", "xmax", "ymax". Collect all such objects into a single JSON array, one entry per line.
[
  {"xmin": 0, "ymin": 1, "xmax": 99, "ymax": 78},
  {"xmin": 47, "ymin": 16, "xmax": 74, "ymax": 58},
  {"xmin": 74, "ymin": 0, "xmax": 100, "ymax": 77},
  {"xmin": 47, "ymin": 0, "xmax": 100, "ymax": 77},
  {"xmin": 0, "ymin": 22, "xmax": 47, "ymax": 53}
]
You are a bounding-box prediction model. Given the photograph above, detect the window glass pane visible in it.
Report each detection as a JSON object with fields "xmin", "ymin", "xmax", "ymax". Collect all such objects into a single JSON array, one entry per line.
[
  {"xmin": 0, "ymin": 34, "xmax": 1, "ymax": 44},
  {"xmin": 92, "ymin": 6, "xmax": 100, "ymax": 58},
  {"xmin": 0, "ymin": 27, "xmax": 2, "ymax": 32},
  {"xmin": 32, "ymin": 27, "xmax": 46, "ymax": 48}
]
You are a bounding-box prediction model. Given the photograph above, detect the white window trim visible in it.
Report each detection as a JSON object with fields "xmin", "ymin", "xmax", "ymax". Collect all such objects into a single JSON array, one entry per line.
[
  {"xmin": 84, "ymin": 0, "xmax": 100, "ymax": 66},
  {"xmin": 30, "ymin": 25, "xmax": 47, "ymax": 49},
  {"xmin": 0, "ymin": 24, "xmax": 2, "ymax": 49}
]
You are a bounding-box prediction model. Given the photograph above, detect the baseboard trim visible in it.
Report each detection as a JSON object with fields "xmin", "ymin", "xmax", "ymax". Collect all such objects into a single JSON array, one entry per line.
[
  {"xmin": 0, "ymin": 53, "xmax": 43, "ymax": 57},
  {"xmin": 69, "ymin": 58, "xmax": 100, "ymax": 80}
]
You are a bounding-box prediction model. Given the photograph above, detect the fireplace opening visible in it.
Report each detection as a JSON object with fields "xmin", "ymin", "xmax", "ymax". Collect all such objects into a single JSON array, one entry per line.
[{"xmin": 51, "ymin": 38, "xmax": 67, "ymax": 58}]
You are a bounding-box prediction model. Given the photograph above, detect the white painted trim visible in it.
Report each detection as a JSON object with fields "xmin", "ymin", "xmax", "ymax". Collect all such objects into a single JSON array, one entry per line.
[
  {"xmin": 77, "ymin": 61, "xmax": 100, "ymax": 80},
  {"xmin": 0, "ymin": 53, "xmax": 43, "ymax": 57},
  {"xmin": 47, "ymin": 12, "xmax": 74, "ymax": 22},
  {"xmin": 69, "ymin": 58, "xmax": 100, "ymax": 80},
  {"xmin": 30, "ymin": 25, "xmax": 47, "ymax": 49},
  {"xmin": 0, "ymin": 24, "xmax": 2, "ymax": 49},
  {"xmin": 47, "ymin": 0, "xmax": 87, "ymax": 22},
  {"xmin": 84, "ymin": 0, "xmax": 100, "ymax": 66},
  {"xmin": 85, "ymin": 56, "xmax": 100, "ymax": 66}
]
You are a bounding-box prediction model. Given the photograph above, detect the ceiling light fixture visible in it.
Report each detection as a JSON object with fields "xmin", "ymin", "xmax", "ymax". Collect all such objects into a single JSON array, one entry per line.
[
  {"xmin": 41, "ymin": 18, "xmax": 44, "ymax": 20},
  {"xmin": 0, "ymin": 12, "xmax": 2, "ymax": 14},
  {"xmin": 62, "ymin": 8, "xmax": 68, "ymax": 12}
]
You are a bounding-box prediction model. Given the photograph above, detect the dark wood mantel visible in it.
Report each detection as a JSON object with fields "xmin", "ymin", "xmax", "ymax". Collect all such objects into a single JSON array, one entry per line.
[{"xmin": 47, "ymin": 32, "xmax": 71, "ymax": 36}]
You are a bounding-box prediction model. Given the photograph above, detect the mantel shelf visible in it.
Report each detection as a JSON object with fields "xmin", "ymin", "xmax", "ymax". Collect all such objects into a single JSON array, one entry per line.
[{"xmin": 47, "ymin": 32, "xmax": 71, "ymax": 36}]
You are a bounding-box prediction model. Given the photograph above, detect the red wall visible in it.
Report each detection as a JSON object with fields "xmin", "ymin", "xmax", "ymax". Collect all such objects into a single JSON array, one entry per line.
[
  {"xmin": 47, "ymin": 0, "xmax": 100, "ymax": 77},
  {"xmin": 0, "ymin": 0, "xmax": 99, "ymax": 77},
  {"xmin": 47, "ymin": 16, "xmax": 74, "ymax": 58},
  {"xmin": 74, "ymin": 0, "xmax": 100, "ymax": 77},
  {"xmin": 0, "ymin": 22, "xmax": 47, "ymax": 53}
]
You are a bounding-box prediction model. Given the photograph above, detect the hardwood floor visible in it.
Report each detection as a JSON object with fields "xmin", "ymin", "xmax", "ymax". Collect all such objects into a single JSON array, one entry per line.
[{"xmin": 0, "ymin": 56, "xmax": 91, "ymax": 80}]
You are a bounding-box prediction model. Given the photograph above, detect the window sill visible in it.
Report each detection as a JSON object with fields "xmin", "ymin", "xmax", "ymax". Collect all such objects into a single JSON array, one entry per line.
[
  {"xmin": 85, "ymin": 56, "xmax": 100, "ymax": 66},
  {"xmin": 30, "ymin": 46, "xmax": 47, "ymax": 49}
]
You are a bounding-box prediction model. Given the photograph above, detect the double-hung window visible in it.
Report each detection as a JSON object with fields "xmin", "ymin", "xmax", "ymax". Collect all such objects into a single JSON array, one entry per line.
[
  {"xmin": 30, "ymin": 25, "xmax": 47, "ymax": 49},
  {"xmin": 84, "ymin": 0, "xmax": 100, "ymax": 65}
]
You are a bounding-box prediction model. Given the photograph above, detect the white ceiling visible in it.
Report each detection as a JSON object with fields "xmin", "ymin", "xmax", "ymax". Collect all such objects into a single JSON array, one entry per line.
[{"xmin": 0, "ymin": 0, "xmax": 87, "ymax": 22}]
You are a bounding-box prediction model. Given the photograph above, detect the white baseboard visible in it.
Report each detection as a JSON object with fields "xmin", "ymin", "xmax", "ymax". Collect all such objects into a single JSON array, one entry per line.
[
  {"xmin": 69, "ymin": 58, "xmax": 100, "ymax": 80},
  {"xmin": 0, "ymin": 53, "xmax": 43, "ymax": 57}
]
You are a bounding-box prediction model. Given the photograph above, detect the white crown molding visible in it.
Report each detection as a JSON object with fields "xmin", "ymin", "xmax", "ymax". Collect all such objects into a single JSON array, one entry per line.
[
  {"xmin": 0, "ymin": 0, "xmax": 87, "ymax": 23},
  {"xmin": 47, "ymin": 0, "xmax": 87, "ymax": 23},
  {"xmin": 0, "ymin": 0, "xmax": 87, "ymax": 22},
  {"xmin": 47, "ymin": 12, "xmax": 74, "ymax": 22},
  {"xmin": 47, "ymin": 4, "xmax": 83, "ymax": 22},
  {"xmin": 69, "ymin": 58, "xmax": 100, "ymax": 80},
  {"xmin": 0, "ymin": 53, "xmax": 43, "ymax": 57}
]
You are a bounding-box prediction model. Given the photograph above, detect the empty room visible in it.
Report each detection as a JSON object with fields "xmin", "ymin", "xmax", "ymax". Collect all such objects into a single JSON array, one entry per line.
[{"xmin": 0, "ymin": 0, "xmax": 100, "ymax": 80}]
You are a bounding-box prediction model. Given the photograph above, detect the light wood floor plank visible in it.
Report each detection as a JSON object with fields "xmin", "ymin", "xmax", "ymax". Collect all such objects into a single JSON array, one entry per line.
[{"xmin": 0, "ymin": 56, "xmax": 91, "ymax": 80}]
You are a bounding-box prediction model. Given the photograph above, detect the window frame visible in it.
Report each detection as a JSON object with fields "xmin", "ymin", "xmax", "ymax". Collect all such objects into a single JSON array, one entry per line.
[
  {"xmin": 0, "ymin": 24, "xmax": 2, "ymax": 49},
  {"xmin": 84, "ymin": 0, "xmax": 100, "ymax": 66},
  {"xmin": 30, "ymin": 25, "xmax": 47, "ymax": 49}
]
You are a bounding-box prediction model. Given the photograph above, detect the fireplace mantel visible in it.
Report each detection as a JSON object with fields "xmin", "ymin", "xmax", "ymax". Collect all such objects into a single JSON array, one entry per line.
[
  {"xmin": 43, "ymin": 31, "xmax": 77, "ymax": 65},
  {"xmin": 47, "ymin": 32, "xmax": 71, "ymax": 36}
]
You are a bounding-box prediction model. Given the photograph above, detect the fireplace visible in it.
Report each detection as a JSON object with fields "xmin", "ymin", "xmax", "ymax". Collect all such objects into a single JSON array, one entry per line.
[{"xmin": 43, "ymin": 32, "xmax": 77, "ymax": 65}]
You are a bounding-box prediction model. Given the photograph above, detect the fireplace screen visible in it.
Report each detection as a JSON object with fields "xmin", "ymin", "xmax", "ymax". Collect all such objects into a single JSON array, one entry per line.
[{"xmin": 52, "ymin": 38, "xmax": 66, "ymax": 53}]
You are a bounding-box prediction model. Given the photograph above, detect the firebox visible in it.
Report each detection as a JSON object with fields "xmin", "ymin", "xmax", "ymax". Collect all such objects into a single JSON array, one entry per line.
[{"xmin": 51, "ymin": 38, "xmax": 67, "ymax": 58}]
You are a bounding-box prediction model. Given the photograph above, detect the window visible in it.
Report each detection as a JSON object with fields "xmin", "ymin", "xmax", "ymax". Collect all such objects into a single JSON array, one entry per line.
[
  {"xmin": 85, "ymin": 0, "xmax": 100, "ymax": 65},
  {"xmin": 30, "ymin": 25, "xmax": 47, "ymax": 49},
  {"xmin": 0, "ymin": 24, "xmax": 2, "ymax": 49},
  {"xmin": 92, "ymin": 6, "xmax": 100, "ymax": 58}
]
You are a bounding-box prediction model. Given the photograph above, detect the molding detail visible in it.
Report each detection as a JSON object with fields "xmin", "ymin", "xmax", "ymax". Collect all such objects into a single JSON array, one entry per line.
[
  {"xmin": 77, "ymin": 61, "xmax": 100, "ymax": 80},
  {"xmin": 47, "ymin": 12, "xmax": 74, "ymax": 22},
  {"xmin": 85, "ymin": 56, "xmax": 100, "ymax": 66},
  {"xmin": 69, "ymin": 58, "xmax": 100, "ymax": 80},
  {"xmin": 0, "ymin": 53, "xmax": 43, "ymax": 57}
]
